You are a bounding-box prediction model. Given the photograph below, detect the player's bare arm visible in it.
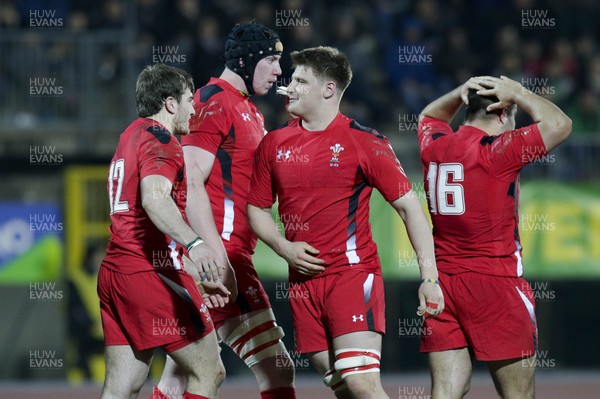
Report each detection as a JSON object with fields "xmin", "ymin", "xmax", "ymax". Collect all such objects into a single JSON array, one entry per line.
[
  {"xmin": 140, "ymin": 174, "xmax": 224, "ymax": 284},
  {"xmin": 184, "ymin": 145, "xmax": 238, "ymax": 302},
  {"xmin": 247, "ymin": 204, "xmax": 325, "ymax": 276},
  {"xmin": 476, "ymin": 75, "xmax": 572, "ymax": 151},
  {"xmin": 391, "ymin": 191, "xmax": 444, "ymax": 318},
  {"xmin": 419, "ymin": 77, "xmax": 490, "ymax": 123}
]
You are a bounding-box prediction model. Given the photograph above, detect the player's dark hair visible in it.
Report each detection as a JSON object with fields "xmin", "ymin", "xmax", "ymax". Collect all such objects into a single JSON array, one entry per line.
[
  {"xmin": 464, "ymin": 89, "xmax": 516, "ymax": 122},
  {"xmin": 135, "ymin": 64, "xmax": 194, "ymax": 118},
  {"xmin": 290, "ymin": 46, "xmax": 353, "ymax": 93}
]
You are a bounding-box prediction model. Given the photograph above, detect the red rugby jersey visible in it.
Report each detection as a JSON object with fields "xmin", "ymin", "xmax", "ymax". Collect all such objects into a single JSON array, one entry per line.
[
  {"xmin": 418, "ymin": 116, "xmax": 548, "ymax": 277},
  {"xmin": 248, "ymin": 113, "xmax": 411, "ymax": 282},
  {"xmin": 102, "ymin": 118, "xmax": 187, "ymax": 274},
  {"xmin": 181, "ymin": 78, "xmax": 266, "ymax": 254}
]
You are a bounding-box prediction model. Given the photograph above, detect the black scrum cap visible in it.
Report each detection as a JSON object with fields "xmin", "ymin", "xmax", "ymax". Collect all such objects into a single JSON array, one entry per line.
[{"xmin": 224, "ymin": 22, "xmax": 283, "ymax": 95}]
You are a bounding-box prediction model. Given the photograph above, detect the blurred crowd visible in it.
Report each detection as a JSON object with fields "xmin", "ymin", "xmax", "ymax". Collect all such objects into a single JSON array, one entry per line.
[{"xmin": 1, "ymin": 0, "xmax": 600, "ymax": 144}]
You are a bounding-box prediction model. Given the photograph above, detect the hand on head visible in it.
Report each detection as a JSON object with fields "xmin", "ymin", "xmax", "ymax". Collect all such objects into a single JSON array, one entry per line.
[{"xmin": 468, "ymin": 75, "xmax": 524, "ymax": 111}]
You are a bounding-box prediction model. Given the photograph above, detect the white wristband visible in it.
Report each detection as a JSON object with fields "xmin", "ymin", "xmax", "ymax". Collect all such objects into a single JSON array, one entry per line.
[{"xmin": 186, "ymin": 237, "xmax": 204, "ymax": 252}]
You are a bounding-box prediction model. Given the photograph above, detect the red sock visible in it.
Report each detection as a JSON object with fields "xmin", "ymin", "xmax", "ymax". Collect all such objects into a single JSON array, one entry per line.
[
  {"xmin": 150, "ymin": 386, "xmax": 170, "ymax": 399},
  {"xmin": 182, "ymin": 392, "xmax": 210, "ymax": 399},
  {"xmin": 261, "ymin": 386, "xmax": 297, "ymax": 399}
]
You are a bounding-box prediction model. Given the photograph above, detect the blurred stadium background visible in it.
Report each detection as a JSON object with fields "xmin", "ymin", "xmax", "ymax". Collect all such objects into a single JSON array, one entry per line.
[{"xmin": 1, "ymin": 0, "xmax": 599, "ymax": 397}]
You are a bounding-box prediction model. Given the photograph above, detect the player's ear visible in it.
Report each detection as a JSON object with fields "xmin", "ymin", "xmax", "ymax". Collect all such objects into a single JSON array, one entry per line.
[
  {"xmin": 164, "ymin": 96, "xmax": 177, "ymax": 114},
  {"xmin": 323, "ymin": 81, "xmax": 336, "ymax": 100},
  {"xmin": 498, "ymin": 107, "xmax": 508, "ymax": 124}
]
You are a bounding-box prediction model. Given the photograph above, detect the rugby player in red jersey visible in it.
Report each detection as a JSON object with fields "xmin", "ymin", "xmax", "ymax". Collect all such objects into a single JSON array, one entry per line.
[
  {"xmin": 247, "ymin": 46, "xmax": 444, "ymax": 399},
  {"xmin": 152, "ymin": 23, "xmax": 297, "ymax": 399},
  {"xmin": 98, "ymin": 64, "xmax": 234, "ymax": 399},
  {"xmin": 418, "ymin": 76, "xmax": 571, "ymax": 399}
]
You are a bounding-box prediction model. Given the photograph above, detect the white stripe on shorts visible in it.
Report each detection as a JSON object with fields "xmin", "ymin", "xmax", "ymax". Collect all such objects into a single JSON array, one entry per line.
[
  {"xmin": 515, "ymin": 285, "xmax": 536, "ymax": 325},
  {"xmin": 363, "ymin": 273, "xmax": 374, "ymax": 303}
]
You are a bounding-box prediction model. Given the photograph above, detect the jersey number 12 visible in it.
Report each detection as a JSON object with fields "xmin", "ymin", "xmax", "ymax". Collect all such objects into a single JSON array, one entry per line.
[
  {"xmin": 426, "ymin": 162, "xmax": 465, "ymax": 215},
  {"xmin": 108, "ymin": 159, "xmax": 129, "ymax": 214}
]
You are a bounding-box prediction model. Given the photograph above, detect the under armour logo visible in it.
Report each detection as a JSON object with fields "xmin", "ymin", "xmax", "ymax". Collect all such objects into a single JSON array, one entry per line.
[
  {"xmin": 352, "ymin": 314, "xmax": 364, "ymax": 322},
  {"xmin": 241, "ymin": 113, "xmax": 251, "ymax": 121},
  {"xmin": 277, "ymin": 149, "xmax": 291, "ymax": 160}
]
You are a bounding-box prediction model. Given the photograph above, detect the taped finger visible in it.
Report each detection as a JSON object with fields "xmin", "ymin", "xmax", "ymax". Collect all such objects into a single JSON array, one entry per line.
[{"xmin": 423, "ymin": 301, "xmax": 439, "ymax": 319}]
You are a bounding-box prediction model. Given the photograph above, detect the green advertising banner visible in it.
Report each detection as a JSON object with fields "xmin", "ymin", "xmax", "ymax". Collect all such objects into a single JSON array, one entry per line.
[
  {"xmin": 0, "ymin": 203, "xmax": 63, "ymax": 284},
  {"xmin": 254, "ymin": 182, "xmax": 600, "ymax": 280},
  {"xmin": 518, "ymin": 181, "xmax": 600, "ymax": 278}
]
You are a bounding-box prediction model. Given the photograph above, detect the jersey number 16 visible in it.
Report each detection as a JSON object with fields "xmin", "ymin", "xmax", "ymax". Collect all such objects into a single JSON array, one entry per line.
[{"xmin": 426, "ymin": 162, "xmax": 465, "ymax": 215}]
